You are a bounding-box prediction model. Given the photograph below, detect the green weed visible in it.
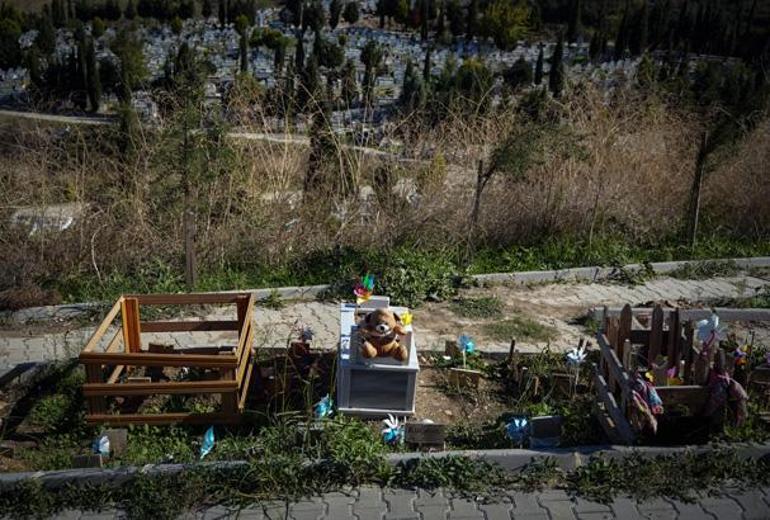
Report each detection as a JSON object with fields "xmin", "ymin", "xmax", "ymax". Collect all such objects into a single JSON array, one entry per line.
[
  {"xmin": 668, "ymin": 259, "xmax": 741, "ymax": 280},
  {"xmin": 483, "ymin": 316, "xmax": 557, "ymax": 343},
  {"xmin": 450, "ymin": 296, "xmax": 504, "ymax": 319}
]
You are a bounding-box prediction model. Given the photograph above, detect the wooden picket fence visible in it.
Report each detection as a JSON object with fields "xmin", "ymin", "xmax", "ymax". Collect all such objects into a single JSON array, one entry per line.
[
  {"xmin": 78, "ymin": 293, "xmax": 256, "ymax": 425},
  {"xmin": 593, "ymin": 304, "xmax": 711, "ymax": 445}
]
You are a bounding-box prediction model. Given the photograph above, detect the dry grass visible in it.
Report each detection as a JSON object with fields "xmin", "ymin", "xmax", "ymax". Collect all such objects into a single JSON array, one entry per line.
[{"xmin": 0, "ymin": 82, "xmax": 768, "ymax": 305}]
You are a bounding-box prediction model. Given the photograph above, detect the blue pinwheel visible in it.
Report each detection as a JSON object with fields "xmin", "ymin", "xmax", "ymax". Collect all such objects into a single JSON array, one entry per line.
[
  {"xmin": 459, "ymin": 335, "xmax": 475, "ymax": 355},
  {"xmin": 314, "ymin": 394, "xmax": 334, "ymax": 419},
  {"xmin": 382, "ymin": 414, "xmax": 403, "ymax": 445},
  {"xmin": 505, "ymin": 417, "xmax": 529, "ymax": 444},
  {"xmin": 92, "ymin": 435, "xmax": 110, "ymax": 457},
  {"xmin": 200, "ymin": 426, "xmax": 215, "ymax": 460}
]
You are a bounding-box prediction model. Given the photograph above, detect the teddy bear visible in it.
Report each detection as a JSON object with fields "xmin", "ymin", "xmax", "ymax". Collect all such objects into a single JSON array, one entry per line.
[{"xmin": 358, "ymin": 308, "xmax": 408, "ymax": 362}]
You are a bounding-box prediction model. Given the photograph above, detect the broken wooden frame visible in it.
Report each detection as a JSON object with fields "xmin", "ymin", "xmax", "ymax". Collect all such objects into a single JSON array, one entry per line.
[
  {"xmin": 594, "ymin": 303, "xmax": 768, "ymax": 444},
  {"xmin": 78, "ymin": 293, "xmax": 256, "ymax": 425}
]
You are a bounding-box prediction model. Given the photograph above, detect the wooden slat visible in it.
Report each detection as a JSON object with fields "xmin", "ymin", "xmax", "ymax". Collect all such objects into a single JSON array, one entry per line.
[
  {"xmin": 86, "ymin": 412, "xmax": 241, "ymax": 426},
  {"xmin": 667, "ymin": 309, "xmax": 681, "ymax": 371},
  {"xmin": 617, "ymin": 304, "xmax": 633, "ymax": 363},
  {"xmin": 140, "ymin": 320, "xmax": 240, "ymax": 333},
  {"xmin": 80, "ymin": 351, "xmax": 238, "ymax": 368},
  {"xmin": 221, "ymin": 368, "xmax": 238, "ymax": 417},
  {"xmin": 648, "ymin": 305, "xmax": 664, "ymax": 365},
  {"xmin": 121, "ymin": 297, "xmax": 141, "ymax": 353},
  {"xmin": 593, "ymin": 364, "xmax": 635, "ymax": 445},
  {"xmin": 656, "ymin": 385, "xmax": 709, "ymax": 414},
  {"xmin": 105, "ymin": 328, "xmax": 123, "ymax": 353},
  {"xmin": 85, "ymin": 364, "xmax": 107, "ymax": 415},
  {"xmin": 83, "ymin": 380, "xmax": 238, "ymax": 397},
  {"xmin": 597, "ymin": 332, "xmax": 631, "ymax": 394},
  {"xmin": 128, "ymin": 293, "xmax": 247, "ymax": 305},
  {"xmin": 238, "ymin": 358, "xmax": 255, "ymax": 411},
  {"xmin": 82, "ymin": 297, "xmax": 124, "ymax": 353},
  {"xmin": 235, "ymin": 293, "xmax": 256, "ymax": 362},
  {"xmin": 106, "ymin": 365, "xmax": 125, "ymax": 384},
  {"xmin": 236, "ymin": 324, "xmax": 253, "ymax": 385}
]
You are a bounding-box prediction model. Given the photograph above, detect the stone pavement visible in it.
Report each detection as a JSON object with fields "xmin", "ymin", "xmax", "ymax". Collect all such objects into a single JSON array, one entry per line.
[
  {"xmin": 0, "ymin": 274, "xmax": 768, "ymax": 369},
  {"xmin": 42, "ymin": 486, "xmax": 770, "ymax": 519}
]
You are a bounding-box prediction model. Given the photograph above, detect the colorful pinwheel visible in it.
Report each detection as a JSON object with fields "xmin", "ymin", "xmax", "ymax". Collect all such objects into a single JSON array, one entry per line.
[
  {"xmin": 401, "ymin": 310, "xmax": 413, "ymax": 326},
  {"xmin": 314, "ymin": 394, "xmax": 334, "ymax": 419},
  {"xmin": 200, "ymin": 426, "xmax": 215, "ymax": 460},
  {"xmin": 565, "ymin": 346, "xmax": 587, "ymax": 367},
  {"xmin": 734, "ymin": 345, "xmax": 749, "ymax": 367},
  {"xmin": 696, "ymin": 313, "xmax": 726, "ymax": 352},
  {"xmin": 354, "ymin": 274, "xmax": 375, "ymax": 304},
  {"xmin": 459, "ymin": 335, "xmax": 475, "ymax": 355},
  {"xmin": 92, "ymin": 435, "xmax": 110, "ymax": 457},
  {"xmin": 505, "ymin": 417, "xmax": 529, "ymax": 445},
  {"xmin": 381, "ymin": 414, "xmax": 404, "ymax": 445},
  {"xmin": 300, "ymin": 326, "xmax": 315, "ymax": 342}
]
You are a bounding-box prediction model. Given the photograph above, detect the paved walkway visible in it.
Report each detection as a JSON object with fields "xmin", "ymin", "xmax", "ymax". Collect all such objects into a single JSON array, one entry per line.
[
  {"xmin": 0, "ymin": 274, "xmax": 767, "ymax": 368},
  {"xmin": 38, "ymin": 486, "xmax": 770, "ymax": 519}
]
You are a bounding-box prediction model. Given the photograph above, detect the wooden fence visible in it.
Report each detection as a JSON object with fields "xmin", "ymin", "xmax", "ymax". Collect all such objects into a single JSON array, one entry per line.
[
  {"xmin": 78, "ymin": 293, "xmax": 256, "ymax": 425},
  {"xmin": 594, "ymin": 304, "xmax": 711, "ymax": 445}
]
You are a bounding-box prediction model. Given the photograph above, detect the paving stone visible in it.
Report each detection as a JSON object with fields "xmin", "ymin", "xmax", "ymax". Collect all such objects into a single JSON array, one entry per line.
[
  {"xmin": 727, "ymin": 490, "xmax": 770, "ymax": 520},
  {"xmin": 414, "ymin": 489, "xmax": 448, "ymax": 508},
  {"xmin": 353, "ymin": 510, "xmax": 384, "ymax": 520},
  {"xmin": 537, "ymin": 491, "xmax": 576, "ymax": 520},
  {"xmin": 417, "ymin": 505, "xmax": 449, "ymax": 520},
  {"xmin": 449, "ymin": 497, "xmax": 483, "ymax": 518},
  {"xmin": 508, "ymin": 492, "xmax": 548, "ymax": 519},
  {"xmin": 698, "ymin": 496, "xmax": 742, "ymax": 520},
  {"xmin": 478, "ymin": 499, "xmax": 513, "ymax": 520},
  {"xmin": 666, "ymin": 499, "xmax": 716, "ymax": 520},
  {"xmin": 608, "ymin": 498, "xmax": 643, "ymax": 520},
  {"xmin": 573, "ymin": 499, "xmax": 612, "ymax": 515},
  {"xmin": 324, "ymin": 492, "xmax": 356, "ymax": 518},
  {"xmin": 202, "ymin": 505, "xmax": 242, "ymax": 519},
  {"xmin": 288, "ymin": 497, "xmax": 324, "ymax": 520},
  {"xmin": 383, "ymin": 490, "xmax": 417, "ymax": 517}
]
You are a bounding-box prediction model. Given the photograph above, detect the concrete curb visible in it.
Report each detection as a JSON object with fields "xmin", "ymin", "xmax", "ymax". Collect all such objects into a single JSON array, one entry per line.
[
  {"xmin": 2, "ymin": 443, "xmax": 769, "ymax": 490},
  {"xmin": 3, "ymin": 256, "xmax": 769, "ymax": 325}
]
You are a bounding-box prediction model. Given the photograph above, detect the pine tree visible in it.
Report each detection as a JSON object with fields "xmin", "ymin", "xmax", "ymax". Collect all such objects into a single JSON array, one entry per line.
[
  {"xmin": 420, "ymin": 0, "xmax": 428, "ymax": 40},
  {"xmin": 423, "ymin": 45, "xmax": 431, "ymax": 81},
  {"xmin": 548, "ymin": 34, "xmax": 564, "ymax": 98},
  {"xmin": 567, "ymin": 0, "xmax": 581, "ymax": 43},
  {"xmin": 218, "ymin": 0, "xmax": 226, "ymax": 26},
  {"xmin": 329, "ymin": 0, "xmax": 342, "ymax": 29},
  {"xmin": 589, "ymin": 30, "xmax": 601, "ymax": 62},
  {"xmin": 239, "ymin": 31, "xmax": 249, "ymax": 72},
  {"xmin": 534, "ymin": 44, "xmax": 544, "ymax": 85},
  {"xmin": 360, "ymin": 39, "xmax": 382, "ymax": 106},
  {"xmin": 202, "ymin": 0, "xmax": 213, "ymax": 18},
  {"xmin": 295, "ymin": 34, "xmax": 305, "ymax": 71},
  {"xmin": 37, "ymin": 12, "xmax": 57, "ymax": 55},
  {"xmin": 614, "ymin": 9, "xmax": 629, "ymax": 60}
]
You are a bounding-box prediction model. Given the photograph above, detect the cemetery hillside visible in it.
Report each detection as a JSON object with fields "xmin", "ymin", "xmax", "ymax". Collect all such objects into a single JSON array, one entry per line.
[{"xmin": 2, "ymin": 1, "xmax": 770, "ymax": 518}]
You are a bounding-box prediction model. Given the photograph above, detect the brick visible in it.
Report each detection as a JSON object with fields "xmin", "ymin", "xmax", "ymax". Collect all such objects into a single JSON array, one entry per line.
[
  {"xmin": 414, "ymin": 489, "xmax": 448, "ymax": 508},
  {"xmin": 698, "ymin": 497, "xmax": 742, "ymax": 520},
  {"xmin": 573, "ymin": 499, "xmax": 612, "ymax": 515},
  {"xmin": 288, "ymin": 497, "xmax": 324, "ymax": 520}
]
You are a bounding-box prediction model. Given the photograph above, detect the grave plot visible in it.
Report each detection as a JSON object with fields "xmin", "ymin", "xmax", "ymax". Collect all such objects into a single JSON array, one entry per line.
[
  {"xmin": 594, "ymin": 303, "xmax": 770, "ymax": 445},
  {"xmin": 78, "ymin": 293, "xmax": 257, "ymax": 425}
]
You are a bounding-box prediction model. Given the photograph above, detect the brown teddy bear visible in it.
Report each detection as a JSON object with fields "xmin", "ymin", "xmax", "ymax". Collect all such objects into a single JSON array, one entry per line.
[{"xmin": 358, "ymin": 308, "xmax": 408, "ymax": 362}]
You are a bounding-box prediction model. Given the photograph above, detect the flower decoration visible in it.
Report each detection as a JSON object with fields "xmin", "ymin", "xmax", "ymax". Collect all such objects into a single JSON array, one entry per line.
[
  {"xmin": 92, "ymin": 435, "xmax": 110, "ymax": 457},
  {"xmin": 734, "ymin": 345, "xmax": 749, "ymax": 367},
  {"xmin": 314, "ymin": 394, "xmax": 334, "ymax": 419},
  {"xmin": 199, "ymin": 426, "xmax": 215, "ymax": 460},
  {"xmin": 565, "ymin": 345, "xmax": 587, "ymax": 367},
  {"xmin": 458, "ymin": 335, "xmax": 475, "ymax": 355},
  {"xmin": 505, "ymin": 416, "xmax": 529, "ymax": 444},
  {"xmin": 644, "ymin": 370, "xmax": 655, "ymax": 383},
  {"xmin": 401, "ymin": 310, "xmax": 413, "ymax": 326},
  {"xmin": 381, "ymin": 414, "xmax": 404, "ymax": 445},
  {"xmin": 354, "ymin": 274, "xmax": 375, "ymax": 304},
  {"xmin": 666, "ymin": 366, "xmax": 683, "ymax": 386}
]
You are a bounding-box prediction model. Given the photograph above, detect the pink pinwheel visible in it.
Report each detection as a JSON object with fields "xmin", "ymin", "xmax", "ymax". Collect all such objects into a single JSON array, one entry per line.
[{"xmin": 354, "ymin": 274, "xmax": 375, "ymax": 304}]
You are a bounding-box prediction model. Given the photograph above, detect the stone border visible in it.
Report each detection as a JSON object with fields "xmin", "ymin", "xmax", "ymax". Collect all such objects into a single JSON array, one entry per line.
[
  {"xmin": 3, "ymin": 256, "xmax": 769, "ymax": 325},
  {"xmin": 2, "ymin": 442, "xmax": 769, "ymax": 490}
]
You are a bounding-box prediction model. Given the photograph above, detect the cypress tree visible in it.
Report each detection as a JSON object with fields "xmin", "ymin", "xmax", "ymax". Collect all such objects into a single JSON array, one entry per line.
[
  {"xmin": 631, "ymin": 0, "xmax": 649, "ymax": 55},
  {"xmin": 295, "ymin": 33, "xmax": 305, "ymax": 71},
  {"xmin": 218, "ymin": 0, "xmax": 226, "ymax": 26},
  {"xmin": 85, "ymin": 37, "xmax": 101, "ymax": 112},
  {"xmin": 329, "ymin": 0, "xmax": 342, "ymax": 29},
  {"xmin": 589, "ymin": 31, "xmax": 601, "ymax": 62},
  {"xmin": 125, "ymin": 0, "xmax": 137, "ymax": 19},
  {"xmin": 614, "ymin": 9, "xmax": 629, "ymax": 60},
  {"xmin": 342, "ymin": 2, "xmax": 359, "ymax": 24},
  {"xmin": 548, "ymin": 34, "xmax": 564, "ymax": 98},
  {"xmin": 239, "ymin": 31, "xmax": 249, "ymax": 72},
  {"xmin": 423, "ymin": 45, "xmax": 431, "ymax": 81},
  {"xmin": 340, "ymin": 58, "xmax": 357, "ymax": 105},
  {"xmin": 534, "ymin": 44, "xmax": 544, "ymax": 85},
  {"xmin": 420, "ymin": 0, "xmax": 428, "ymax": 40},
  {"xmin": 466, "ymin": 0, "xmax": 477, "ymax": 39},
  {"xmin": 202, "ymin": 0, "xmax": 213, "ymax": 18},
  {"xmin": 567, "ymin": 0, "xmax": 581, "ymax": 43}
]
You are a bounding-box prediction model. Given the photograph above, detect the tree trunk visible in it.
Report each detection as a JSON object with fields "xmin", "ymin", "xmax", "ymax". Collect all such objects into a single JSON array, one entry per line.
[{"xmin": 687, "ymin": 132, "xmax": 708, "ymax": 249}]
